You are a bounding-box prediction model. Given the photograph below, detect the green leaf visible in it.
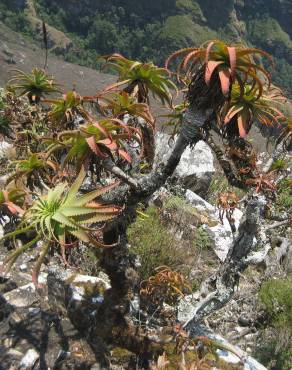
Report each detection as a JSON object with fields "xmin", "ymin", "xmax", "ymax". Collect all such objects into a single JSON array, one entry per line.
[
  {"xmin": 64, "ymin": 166, "xmax": 86, "ymax": 205},
  {"xmin": 73, "ymin": 182, "xmax": 118, "ymax": 207},
  {"xmin": 52, "ymin": 212, "xmax": 78, "ymax": 229}
]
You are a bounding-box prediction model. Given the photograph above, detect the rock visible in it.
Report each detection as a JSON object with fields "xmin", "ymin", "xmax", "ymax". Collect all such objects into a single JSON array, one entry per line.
[
  {"xmin": 6, "ymin": 349, "xmax": 23, "ymax": 358},
  {"xmin": 284, "ymin": 243, "xmax": 292, "ymax": 273},
  {"xmin": 47, "ymin": 266, "xmax": 111, "ymax": 328},
  {"xmin": 177, "ymin": 294, "xmax": 199, "ymax": 323},
  {"xmin": 0, "ymin": 141, "xmax": 16, "ymax": 160},
  {"xmin": 0, "ymin": 175, "xmax": 8, "ymax": 188},
  {"xmin": 183, "ymin": 171, "xmax": 213, "ymax": 197},
  {"xmin": 19, "ymin": 264, "xmax": 28, "ymax": 272},
  {"xmin": 185, "ymin": 190, "xmax": 243, "ymax": 261},
  {"xmin": 90, "ymin": 364, "xmax": 101, "ymax": 370},
  {"xmin": 2, "ymin": 272, "xmax": 47, "ymax": 308},
  {"xmin": 189, "ymin": 324, "xmax": 267, "ymax": 370},
  {"xmin": 262, "ymin": 237, "xmax": 292, "ymax": 273},
  {"xmin": 3, "ymin": 283, "xmax": 38, "ymax": 308},
  {"xmin": 154, "ymin": 133, "xmax": 215, "ymax": 195},
  {"xmin": 18, "ymin": 349, "xmax": 39, "ymax": 370}
]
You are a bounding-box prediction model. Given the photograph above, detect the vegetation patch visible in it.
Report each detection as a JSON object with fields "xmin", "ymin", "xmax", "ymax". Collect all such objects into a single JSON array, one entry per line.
[
  {"xmin": 276, "ymin": 177, "xmax": 292, "ymax": 209},
  {"xmin": 127, "ymin": 206, "xmax": 185, "ymax": 280},
  {"xmin": 257, "ymin": 276, "xmax": 292, "ymax": 370}
]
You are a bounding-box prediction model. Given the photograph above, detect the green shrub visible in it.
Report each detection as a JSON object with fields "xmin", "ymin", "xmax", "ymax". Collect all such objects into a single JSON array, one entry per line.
[
  {"xmin": 259, "ymin": 276, "xmax": 292, "ymax": 328},
  {"xmin": 276, "ymin": 178, "xmax": 292, "ymax": 209},
  {"xmin": 257, "ymin": 277, "xmax": 292, "ymax": 370},
  {"xmin": 127, "ymin": 206, "xmax": 185, "ymax": 280},
  {"xmin": 0, "ymin": 89, "xmax": 11, "ymax": 136},
  {"xmin": 128, "ymin": 198, "xmax": 215, "ymax": 281},
  {"xmin": 248, "ymin": 17, "xmax": 292, "ymax": 50},
  {"xmin": 256, "ymin": 337, "xmax": 292, "ymax": 370},
  {"xmin": 193, "ymin": 226, "xmax": 213, "ymax": 250}
]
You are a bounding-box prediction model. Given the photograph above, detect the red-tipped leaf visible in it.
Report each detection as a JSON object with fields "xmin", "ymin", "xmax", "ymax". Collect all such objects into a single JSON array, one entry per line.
[
  {"xmin": 205, "ymin": 61, "xmax": 224, "ymax": 85},
  {"xmin": 227, "ymin": 47, "xmax": 236, "ymax": 80},
  {"xmin": 218, "ymin": 69, "xmax": 231, "ymax": 95}
]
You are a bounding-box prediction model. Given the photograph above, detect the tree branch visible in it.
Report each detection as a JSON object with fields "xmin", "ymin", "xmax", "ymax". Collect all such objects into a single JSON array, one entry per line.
[
  {"xmin": 102, "ymin": 158, "xmax": 139, "ymax": 189},
  {"xmin": 206, "ymin": 133, "xmax": 246, "ymax": 189},
  {"xmin": 183, "ymin": 194, "xmax": 268, "ymax": 330},
  {"xmin": 263, "ymin": 141, "xmax": 286, "ymax": 173},
  {"xmin": 88, "ymin": 110, "xmax": 203, "ymax": 356}
]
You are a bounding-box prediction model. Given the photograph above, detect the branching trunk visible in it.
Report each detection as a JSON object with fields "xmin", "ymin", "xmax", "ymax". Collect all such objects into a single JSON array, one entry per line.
[{"xmin": 90, "ymin": 109, "xmax": 202, "ymax": 356}]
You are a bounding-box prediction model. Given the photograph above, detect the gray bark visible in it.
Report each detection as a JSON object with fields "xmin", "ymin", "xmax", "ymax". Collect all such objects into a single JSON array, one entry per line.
[{"xmin": 183, "ymin": 194, "xmax": 268, "ymax": 330}]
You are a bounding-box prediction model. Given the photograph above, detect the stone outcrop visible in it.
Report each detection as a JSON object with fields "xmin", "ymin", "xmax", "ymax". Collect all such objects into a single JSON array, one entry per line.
[{"xmin": 155, "ymin": 133, "xmax": 215, "ymax": 197}]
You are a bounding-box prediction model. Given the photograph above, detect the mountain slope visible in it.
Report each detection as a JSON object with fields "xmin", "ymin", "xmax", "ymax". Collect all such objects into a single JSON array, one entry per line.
[
  {"xmin": 0, "ymin": 21, "xmax": 167, "ymax": 122},
  {"xmin": 0, "ymin": 21, "xmax": 114, "ymax": 95},
  {"xmin": 1, "ymin": 0, "xmax": 290, "ymax": 90}
]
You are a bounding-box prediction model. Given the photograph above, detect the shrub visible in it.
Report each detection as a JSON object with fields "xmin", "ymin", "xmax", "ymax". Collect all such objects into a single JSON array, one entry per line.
[
  {"xmin": 257, "ymin": 277, "xmax": 292, "ymax": 370},
  {"xmin": 127, "ymin": 206, "xmax": 185, "ymax": 280},
  {"xmin": 206, "ymin": 175, "xmax": 245, "ymax": 205},
  {"xmin": 193, "ymin": 226, "xmax": 213, "ymax": 250},
  {"xmin": 259, "ymin": 276, "xmax": 292, "ymax": 328},
  {"xmin": 276, "ymin": 178, "xmax": 292, "ymax": 209}
]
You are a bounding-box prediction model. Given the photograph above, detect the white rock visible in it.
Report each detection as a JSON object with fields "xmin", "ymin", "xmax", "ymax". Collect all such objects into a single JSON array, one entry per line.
[
  {"xmin": 28, "ymin": 307, "xmax": 41, "ymax": 316},
  {"xmin": 7, "ymin": 348, "xmax": 23, "ymax": 357},
  {"xmin": 155, "ymin": 133, "xmax": 215, "ymax": 177},
  {"xmin": 0, "ymin": 141, "xmax": 16, "ymax": 160},
  {"xmin": 177, "ymin": 295, "xmax": 194, "ymax": 323},
  {"xmin": 70, "ymin": 273, "xmax": 111, "ymax": 289},
  {"xmin": 19, "ymin": 263, "xmax": 28, "ymax": 272},
  {"xmin": 176, "ymin": 140, "xmax": 215, "ymax": 176},
  {"xmin": 19, "ymin": 348, "xmax": 39, "ymax": 369},
  {"xmin": 47, "ymin": 266, "xmax": 111, "ymax": 311},
  {"xmin": 185, "ymin": 190, "xmax": 243, "ymax": 261},
  {"xmin": 3, "ymin": 283, "xmax": 36, "ymax": 308}
]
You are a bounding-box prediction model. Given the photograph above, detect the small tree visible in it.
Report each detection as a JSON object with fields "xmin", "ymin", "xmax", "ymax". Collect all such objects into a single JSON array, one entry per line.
[{"xmin": 0, "ymin": 40, "xmax": 290, "ymax": 366}]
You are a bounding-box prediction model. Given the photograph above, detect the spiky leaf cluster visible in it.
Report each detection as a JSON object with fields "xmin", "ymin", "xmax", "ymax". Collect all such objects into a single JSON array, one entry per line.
[
  {"xmin": 1, "ymin": 167, "xmax": 121, "ymax": 284},
  {"xmin": 8, "ymin": 68, "xmax": 61, "ymax": 104}
]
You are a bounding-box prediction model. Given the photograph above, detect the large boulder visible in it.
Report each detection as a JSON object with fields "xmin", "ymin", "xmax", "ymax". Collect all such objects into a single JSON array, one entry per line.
[
  {"xmin": 150, "ymin": 187, "xmax": 243, "ymax": 261},
  {"xmin": 155, "ymin": 133, "xmax": 215, "ymax": 196}
]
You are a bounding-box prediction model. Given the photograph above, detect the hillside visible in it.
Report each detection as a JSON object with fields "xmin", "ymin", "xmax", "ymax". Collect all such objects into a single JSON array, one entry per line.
[
  {"xmin": 0, "ymin": 22, "xmax": 114, "ymax": 95},
  {"xmin": 0, "ymin": 20, "xmax": 290, "ymax": 153},
  {"xmin": 0, "ymin": 0, "xmax": 292, "ymax": 91},
  {"xmin": 0, "ymin": 21, "xmax": 167, "ymax": 127}
]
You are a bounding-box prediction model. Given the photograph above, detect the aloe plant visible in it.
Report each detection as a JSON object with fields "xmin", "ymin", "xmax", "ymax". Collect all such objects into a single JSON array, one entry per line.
[
  {"xmin": 99, "ymin": 91, "xmax": 155, "ymax": 127},
  {"xmin": 222, "ymin": 84, "xmax": 285, "ymax": 137},
  {"xmin": 101, "ymin": 54, "xmax": 177, "ymax": 105},
  {"xmin": 8, "ymin": 68, "xmax": 61, "ymax": 104},
  {"xmin": 1, "ymin": 167, "xmax": 121, "ymax": 285},
  {"xmin": 0, "ymin": 188, "xmax": 26, "ymax": 219},
  {"xmin": 166, "ymin": 40, "xmax": 273, "ymax": 97},
  {"xmin": 45, "ymin": 91, "xmax": 88, "ymax": 127},
  {"xmin": 45, "ymin": 118, "xmax": 135, "ymax": 167},
  {"xmin": 7, "ymin": 153, "xmax": 58, "ymax": 190}
]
